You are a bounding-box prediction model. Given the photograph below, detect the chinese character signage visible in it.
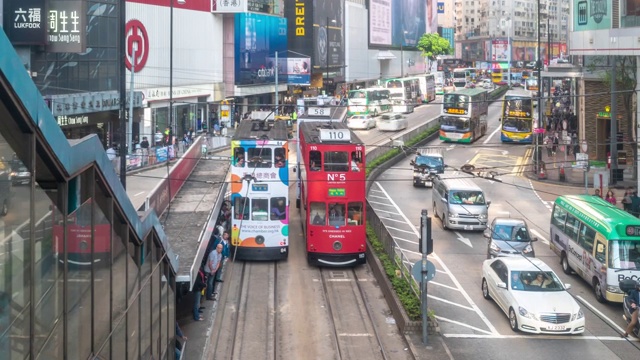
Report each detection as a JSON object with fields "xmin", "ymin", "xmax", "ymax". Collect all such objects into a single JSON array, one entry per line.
[
  {"xmin": 211, "ymin": 0, "xmax": 246, "ymax": 13},
  {"xmin": 47, "ymin": 0, "xmax": 87, "ymax": 53},
  {"xmin": 574, "ymin": 0, "xmax": 611, "ymax": 31},
  {"xmin": 3, "ymin": 0, "xmax": 47, "ymax": 45}
]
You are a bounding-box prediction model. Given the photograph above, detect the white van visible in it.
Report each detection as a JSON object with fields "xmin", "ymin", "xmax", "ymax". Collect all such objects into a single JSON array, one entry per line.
[{"xmin": 432, "ymin": 176, "xmax": 490, "ymax": 231}]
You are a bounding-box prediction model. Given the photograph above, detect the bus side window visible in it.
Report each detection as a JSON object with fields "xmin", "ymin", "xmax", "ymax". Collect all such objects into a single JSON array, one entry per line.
[
  {"xmin": 578, "ymin": 225, "xmax": 595, "ymax": 254},
  {"xmin": 564, "ymin": 214, "xmax": 580, "ymax": 241},
  {"xmin": 551, "ymin": 205, "xmax": 566, "ymax": 232},
  {"xmin": 595, "ymin": 241, "xmax": 606, "ymax": 263},
  {"xmin": 309, "ymin": 151, "xmax": 322, "ymax": 171},
  {"xmin": 234, "ymin": 148, "xmax": 245, "ymax": 167}
]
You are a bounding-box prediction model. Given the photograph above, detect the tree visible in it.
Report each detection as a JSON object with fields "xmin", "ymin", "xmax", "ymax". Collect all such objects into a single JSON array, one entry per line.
[
  {"xmin": 587, "ymin": 56, "xmax": 637, "ymax": 179},
  {"xmin": 416, "ymin": 33, "xmax": 452, "ymax": 73}
]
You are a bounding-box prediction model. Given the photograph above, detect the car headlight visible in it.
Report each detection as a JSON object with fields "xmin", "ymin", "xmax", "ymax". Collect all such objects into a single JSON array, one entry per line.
[
  {"xmin": 523, "ymin": 244, "xmax": 533, "ymax": 253},
  {"xmin": 576, "ymin": 308, "xmax": 584, "ymax": 320},
  {"xmin": 518, "ymin": 306, "xmax": 538, "ymax": 320},
  {"xmin": 478, "ymin": 214, "xmax": 487, "ymax": 220},
  {"xmin": 489, "ymin": 241, "xmax": 501, "ymax": 252},
  {"xmin": 606, "ymin": 285, "xmax": 623, "ymax": 294},
  {"xmin": 448, "ymin": 212, "xmax": 458, "ymax": 218}
]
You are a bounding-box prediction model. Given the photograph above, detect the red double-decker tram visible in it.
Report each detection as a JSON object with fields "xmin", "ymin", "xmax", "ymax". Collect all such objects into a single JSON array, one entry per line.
[{"xmin": 297, "ymin": 121, "xmax": 367, "ymax": 266}]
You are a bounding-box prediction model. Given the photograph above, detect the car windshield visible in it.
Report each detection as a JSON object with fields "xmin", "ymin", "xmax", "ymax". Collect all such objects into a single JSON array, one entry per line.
[
  {"xmin": 493, "ymin": 223, "xmax": 530, "ymax": 241},
  {"xmin": 450, "ymin": 191, "xmax": 485, "ymax": 205},
  {"xmin": 609, "ymin": 240, "xmax": 640, "ymax": 270},
  {"xmin": 510, "ymin": 271, "xmax": 564, "ymax": 292},
  {"xmin": 415, "ymin": 156, "xmax": 443, "ymax": 168}
]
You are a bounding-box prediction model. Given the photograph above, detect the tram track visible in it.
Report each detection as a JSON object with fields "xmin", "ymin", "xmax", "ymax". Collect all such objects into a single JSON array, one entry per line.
[{"xmin": 319, "ymin": 267, "xmax": 417, "ymax": 360}]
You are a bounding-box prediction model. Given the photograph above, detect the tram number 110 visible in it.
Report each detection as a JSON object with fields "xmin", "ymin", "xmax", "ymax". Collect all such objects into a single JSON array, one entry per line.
[{"xmin": 319, "ymin": 129, "xmax": 351, "ymax": 142}]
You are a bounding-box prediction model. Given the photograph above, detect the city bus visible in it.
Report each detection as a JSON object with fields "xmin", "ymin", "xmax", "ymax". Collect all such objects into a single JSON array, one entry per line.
[
  {"xmin": 491, "ymin": 69, "xmax": 503, "ymax": 84},
  {"xmin": 230, "ymin": 119, "xmax": 290, "ymax": 260},
  {"xmin": 440, "ymin": 88, "xmax": 489, "ymax": 143},
  {"xmin": 297, "ymin": 121, "xmax": 366, "ymax": 266},
  {"xmin": 418, "ymin": 74, "xmax": 437, "ymax": 103},
  {"xmin": 346, "ymin": 87, "xmax": 391, "ymax": 117},
  {"xmin": 384, "ymin": 77, "xmax": 420, "ymax": 113},
  {"xmin": 550, "ymin": 195, "xmax": 640, "ymax": 303},
  {"xmin": 500, "ymin": 90, "xmax": 534, "ymax": 143},
  {"xmin": 452, "ymin": 68, "xmax": 470, "ymax": 90}
]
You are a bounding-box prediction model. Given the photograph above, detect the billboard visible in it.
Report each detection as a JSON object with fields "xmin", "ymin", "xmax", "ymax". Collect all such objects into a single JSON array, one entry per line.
[
  {"xmin": 574, "ymin": 0, "xmax": 611, "ymax": 31},
  {"xmin": 427, "ymin": 0, "xmax": 438, "ymax": 34},
  {"xmin": 3, "ymin": 0, "xmax": 47, "ymax": 45},
  {"xmin": 47, "ymin": 0, "xmax": 87, "ymax": 53},
  {"xmin": 313, "ymin": 0, "xmax": 344, "ymax": 70},
  {"xmin": 265, "ymin": 57, "xmax": 311, "ymax": 85},
  {"xmin": 491, "ymin": 39, "xmax": 510, "ymax": 61},
  {"xmin": 234, "ymin": 13, "xmax": 287, "ymax": 86},
  {"xmin": 211, "ymin": 0, "xmax": 282, "ymax": 15},
  {"xmin": 369, "ymin": 0, "xmax": 426, "ymax": 47},
  {"xmin": 285, "ymin": 0, "xmax": 314, "ymax": 66}
]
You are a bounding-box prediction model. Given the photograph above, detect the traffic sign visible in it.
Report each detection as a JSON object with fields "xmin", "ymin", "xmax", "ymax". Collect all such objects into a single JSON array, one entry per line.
[{"xmin": 412, "ymin": 260, "xmax": 436, "ymax": 283}]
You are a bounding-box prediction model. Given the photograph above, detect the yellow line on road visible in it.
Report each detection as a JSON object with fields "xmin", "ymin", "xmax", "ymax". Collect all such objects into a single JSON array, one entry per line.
[{"xmin": 468, "ymin": 153, "xmax": 482, "ymax": 166}]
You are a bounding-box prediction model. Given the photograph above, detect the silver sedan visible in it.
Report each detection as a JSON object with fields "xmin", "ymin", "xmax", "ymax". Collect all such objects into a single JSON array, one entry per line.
[
  {"xmin": 347, "ymin": 115, "xmax": 376, "ymax": 130},
  {"xmin": 376, "ymin": 113, "xmax": 408, "ymax": 132}
]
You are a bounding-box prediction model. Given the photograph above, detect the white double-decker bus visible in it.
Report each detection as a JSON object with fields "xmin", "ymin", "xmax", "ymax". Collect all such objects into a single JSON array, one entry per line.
[{"xmin": 346, "ymin": 88, "xmax": 391, "ymax": 117}]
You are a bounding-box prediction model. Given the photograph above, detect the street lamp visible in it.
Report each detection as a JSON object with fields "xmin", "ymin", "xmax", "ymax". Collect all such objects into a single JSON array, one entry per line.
[
  {"xmin": 400, "ymin": 30, "xmax": 408, "ymax": 77},
  {"xmin": 536, "ymin": 0, "xmax": 543, "ymax": 172},
  {"xmin": 499, "ymin": 17, "xmax": 512, "ymax": 87},
  {"xmin": 325, "ymin": 18, "xmax": 336, "ymax": 95}
]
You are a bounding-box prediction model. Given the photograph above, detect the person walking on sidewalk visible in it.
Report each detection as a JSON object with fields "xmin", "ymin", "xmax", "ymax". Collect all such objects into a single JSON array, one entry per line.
[
  {"xmin": 622, "ymin": 188, "xmax": 633, "ymax": 212},
  {"xmin": 205, "ymin": 244, "xmax": 222, "ymax": 300},
  {"xmin": 631, "ymin": 192, "xmax": 640, "ymax": 217},
  {"xmin": 605, "ymin": 190, "xmax": 617, "ymax": 206}
]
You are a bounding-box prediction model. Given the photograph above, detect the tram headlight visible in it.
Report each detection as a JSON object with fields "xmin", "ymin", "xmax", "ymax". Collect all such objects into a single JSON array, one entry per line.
[{"xmin": 333, "ymin": 241, "xmax": 343, "ymax": 251}]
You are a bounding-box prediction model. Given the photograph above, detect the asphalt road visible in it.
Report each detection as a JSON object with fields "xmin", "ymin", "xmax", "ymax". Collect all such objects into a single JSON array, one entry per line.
[{"xmin": 369, "ymin": 100, "xmax": 640, "ymax": 359}]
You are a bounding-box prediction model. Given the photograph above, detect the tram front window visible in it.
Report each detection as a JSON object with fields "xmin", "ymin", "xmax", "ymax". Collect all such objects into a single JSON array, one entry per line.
[
  {"xmin": 251, "ymin": 199, "xmax": 269, "ymax": 221},
  {"xmin": 234, "ymin": 197, "xmax": 249, "ymax": 219},
  {"xmin": 309, "ymin": 151, "xmax": 322, "ymax": 171},
  {"xmin": 324, "ymin": 151, "xmax": 349, "ymax": 172},
  {"xmin": 328, "ymin": 203, "xmax": 346, "ymax": 226},
  {"xmin": 347, "ymin": 202, "xmax": 363, "ymax": 225},
  {"xmin": 247, "ymin": 148, "xmax": 272, "ymax": 168},
  {"xmin": 310, "ymin": 202, "xmax": 326, "ymax": 225},
  {"xmin": 270, "ymin": 197, "xmax": 286, "ymax": 220}
]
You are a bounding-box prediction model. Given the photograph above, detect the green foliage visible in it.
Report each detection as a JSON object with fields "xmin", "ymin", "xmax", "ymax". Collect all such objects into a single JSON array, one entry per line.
[
  {"xmin": 367, "ymin": 226, "xmax": 425, "ymax": 321},
  {"xmin": 416, "ymin": 33, "xmax": 452, "ymax": 60}
]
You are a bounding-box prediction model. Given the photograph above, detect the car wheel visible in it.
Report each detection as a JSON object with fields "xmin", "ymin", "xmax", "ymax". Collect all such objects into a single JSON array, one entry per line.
[
  {"xmin": 561, "ymin": 253, "xmax": 572, "ymax": 275},
  {"xmin": 593, "ymin": 279, "xmax": 606, "ymax": 303},
  {"xmin": 432, "ymin": 203, "xmax": 438, "ymax": 219},
  {"xmin": 509, "ymin": 308, "xmax": 519, "ymax": 332},
  {"xmin": 0, "ymin": 200, "xmax": 7, "ymax": 216},
  {"xmin": 442, "ymin": 213, "xmax": 449, "ymax": 230},
  {"xmin": 482, "ymin": 278, "xmax": 491, "ymax": 300}
]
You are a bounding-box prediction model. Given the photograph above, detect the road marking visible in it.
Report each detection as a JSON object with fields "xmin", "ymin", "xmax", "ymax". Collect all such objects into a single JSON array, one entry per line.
[
  {"xmin": 370, "ymin": 208, "xmax": 399, "ymax": 215},
  {"xmin": 483, "ymin": 125, "xmax": 503, "ymax": 144},
  {"xmin": 373, "ymin": 181, "xmax": 499, "ymax": 335},
  {"xmin": 429, "ymin": 281, "xmax": 461, "ymax": 291},
  {"xmin": 442, "ymin": 334, "xmax": 638, "ymax": 341},
  {"xmin": 427, "ymin": 295, "xmax": 476, "ymax": 311},
  {"xmin": 133, "ymin": 191, "xmax": 145, "ymax": 197},
  {"xmin": 454, "ymin": 231, "xmax": 473, "ymax": 247},
  {"xmin": 368, "ymin": 200, "xmax": 396, "ymax": 207},
  {"xmin": 529, "ymin": 228, "xmax": 549, "ymax": 245},
  {"xmin": 393, "ymin": 236, "xmax": 418, "ymax": 245},
  {"xmin": 385, "ymin": 226, "xmax": 415, "ymax": 235},
  {"xmin": 446, "ymin": 144, "xmax": 456, "ymax": 151},
  {"xmin": 338, "ymin": 333, "xmax": 373, "ymax": 337},
  {"xmin": 368, "ymin": 194, "xmax": 390, "ymax": 200},
  {"xmin": 435, "ymin": 316, "xmax": 494, "ymax": 335},
  {"xmin": 575, "ymin": 295, "xmax": 626, "ymax": 334},
  {"xmin": 379, "ymin": 216, "xmax": 412, "ymax": 224}
]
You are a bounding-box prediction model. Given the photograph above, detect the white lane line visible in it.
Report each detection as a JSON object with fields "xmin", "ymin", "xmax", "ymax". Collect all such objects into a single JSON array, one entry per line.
[
  {"xmin": 379, "ymin": 216, "xmax": 413, "ymax": 224},
  {"xmin": 393, "ymin": 236, "xmax": 418, "ymax": 245},
  {"xmin": 385, "ymin": 226, "xmax": 416, "ymax": 235},
  {"xmin": 369, "ymin": 195, "xmax": 391, "ymax": 200},
  {"xmin": 374, "ymin": 181, "xmax": 499, "ymax": 335},
  {"xmin": 429, "ymin": 281, "xmax": 461, "ymax": 291},
  {"xmin": 427, "ymin": 295, "xmax": 476, "ymax": 311},
  {"xmin": 435, "ymin": 316, "xmax": 494, "ymax": 335},
  {"xmin": 369, "ymin": 189, "xmax": 384, "ymax": 193},
  {"xmin": 529, "ymin": 228, "xmax": 549, "ymax": 245},
  {"xmin": 368, "ymin": 200, "xmax": 396, "ymax": 207},
  {"xmin": 575, "ymin": 295, "xmax": 626, "ymax": 334},
  {"xmin": 436, "ymin": 269, "xmax": 448, "ymax": 274},
  {"xmin": 133, "ymin": 191, "xmax": 145, "ymax": 197},
  {"xmin": 529, "ymin": 179, "xmax": 553, "ymax": 212},
  {"xmin": 443, "ymin": 334, "xmax": 637, "ymax": 341},
  {"xmin": 370, "ymin": 208, "xmax": 400, "ymax": 215},
  {"xmin": 338, "ymin": 333, "xmax": 373, "ymax": 337},
  {"xmin": 483, "ymin": 125, "xmax": 502, "ymax": 144}
]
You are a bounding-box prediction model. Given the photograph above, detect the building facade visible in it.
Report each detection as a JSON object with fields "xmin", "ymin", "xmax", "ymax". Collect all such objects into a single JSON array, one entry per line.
[{"xmin": 0, "ymin": 28, "xmax": 178, "ymax": 359}]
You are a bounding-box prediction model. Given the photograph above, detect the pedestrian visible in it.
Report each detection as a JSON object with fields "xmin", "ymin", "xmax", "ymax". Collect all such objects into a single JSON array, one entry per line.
[
  {"xmin": 214, "ymin": 232, "xmax": 231, "ymax": 283},
  {"xmin": 622, "ymin": 187, "xmax": 633, "ymax": 212},
  {"xmin": 140, "ymin": 136, "xmax": 150, "ymax": 150},
  {"xmin": 175, "ymin": 321, "xmax": 188, "ymax": 359},
  {"xmin": 154, "ymin": 128, "xmax": 163, "ymax": 146},
  {"xmin": 551, "ymin": 133, "xmax": 559, "ymax": 156},
  {"xmin": 621, "ymin": 282, "xmax": 640, "ymax": 338},
  {"xmin": 593, "ymin": 189, "xmax": 602, "ymax": 198},
  {"xmin": 192, "ymin": 267, "xmax": 206, "ymax": 321},
  {"xmin": 605, "ymin": 190, "xmax": 617, "ymax": 206},
  {"xmin": 631, "ymin": 192, "xmax": 640, "ymax": 217},
  {"xmin": 205, "ymin": 244, "xmax": 223, "ymax": 300}
]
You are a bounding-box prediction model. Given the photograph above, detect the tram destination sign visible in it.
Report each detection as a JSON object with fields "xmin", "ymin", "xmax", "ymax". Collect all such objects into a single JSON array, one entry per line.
[
  {"xmin": 319, "ymin": 128, "xmax": 351, "ymax": 142},
  {"xmin": 328, "ymin": 188, "xmax": 346, "ymax": 197},
  {"xmin": 443, "ymin": 107, "xmax": 467, "ymax": 115}
]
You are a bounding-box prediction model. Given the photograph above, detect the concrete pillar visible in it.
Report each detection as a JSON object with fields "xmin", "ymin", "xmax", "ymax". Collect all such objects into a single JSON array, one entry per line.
[{"xmin": 636, "ymin": 56, "xmax": 640, "ymax": 189}]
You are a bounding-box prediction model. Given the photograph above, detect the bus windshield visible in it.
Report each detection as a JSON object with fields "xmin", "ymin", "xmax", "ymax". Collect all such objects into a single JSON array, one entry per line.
[
  {"xmin": 440, "ymin": 116, "xmax": 469, "ymax": 131},
  {"xmin": 348, "ymin": 90, "xmax": 366, "ymax": 99},
  {"xmin": 443, "ymin": 94, "xmax": 469, "ymax": 109},
  {"xmin": 450, "ymin": 190, "xmax": 486, "ymax": 205},
  {"xmin": 609, "ymin": 240, "xmax": 640, "ymax": 270},
  {"xmin": 502, "ymin": 118, "xmax": 532, "ymax": 133}
]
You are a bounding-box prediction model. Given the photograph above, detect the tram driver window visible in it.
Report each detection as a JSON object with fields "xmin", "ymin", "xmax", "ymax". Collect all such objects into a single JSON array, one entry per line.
[
  {"xmin": 324, "ymin": 151, "xmax": 349, "ymax": 172},
  {"xmin": 274, "ymin": 148, "xmax": 286, "ymax": 168},
  {"xmin": 251, "ymin": 199, "xmax": 269, "ymax": 221},
  {"xmin": 347, "ymin": 202, "xmax": 363, "ymax": 226},
  {"xmin": 309, "ymin": 151, "xmax": 322, "ymax": 171},
  {"xmin": 270, "ymin": 197, "xmax": 287, "ymax": 220},
  {"xmin": 328, "ymin": 203, "xmax": 346, "ymax": 226},
  {"xmin": 310, "ymin": 202, "xmax": 326, "ymax": 225},
  {"xmin": 234, "ymin": 148, "xmax": 245, "ymax": 167},
  {"xmin": 247, "ymin": 148, "xmax": 272, "ymax": 168}
]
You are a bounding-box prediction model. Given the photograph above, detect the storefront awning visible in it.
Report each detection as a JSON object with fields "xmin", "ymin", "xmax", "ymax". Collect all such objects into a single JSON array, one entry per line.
[{"xmin": 376, "ymin": 51, "xmax": 396, "ymax": 60}]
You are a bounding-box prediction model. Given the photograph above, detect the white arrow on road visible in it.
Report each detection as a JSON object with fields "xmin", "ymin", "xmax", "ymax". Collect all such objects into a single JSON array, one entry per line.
[{"xmin": 454, "ymin": 231, "xmax": 473, "ymax": 247}]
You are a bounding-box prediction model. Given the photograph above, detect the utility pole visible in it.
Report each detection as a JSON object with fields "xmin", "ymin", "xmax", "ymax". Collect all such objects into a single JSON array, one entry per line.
[
  {"xmin": 275, "ymin": 51, "xmax": 279, "ymax": 116},
  {"xmin": 118, "ymin": 0, "xmax": 127, "ymax": 188},
  {"xmin": 610, "ymin": 56, "xmax": 618, "ymax": 184},
  {"xmin": 536, "ymin": 0, "xmax": 543, "ymax": 173},
  {"xmin": 419, "ymin": 209, "xmax": 433, "ymax": 345},
  {"xmin": 128, "ymin": 45, "xmax": 136, "ymax": 156}
]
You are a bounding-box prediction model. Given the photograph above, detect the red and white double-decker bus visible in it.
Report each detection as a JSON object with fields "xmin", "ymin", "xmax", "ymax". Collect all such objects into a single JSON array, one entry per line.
[{"xmin": 297, "ymin": 121, "xmax": 366, "ymax": 266}]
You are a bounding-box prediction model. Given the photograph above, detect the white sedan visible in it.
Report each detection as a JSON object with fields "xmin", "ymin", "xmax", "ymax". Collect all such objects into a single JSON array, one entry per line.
[
  {"xmin": 347, "ymin": 114, "xmax": 376, "ymax": 130},
  {"xmin": 481, "ymin": 257, "xmax": 585, "ymax": 334},
  {"xmin": 376, "ymin": 113, "xmax": 408, "ymax": 132}
]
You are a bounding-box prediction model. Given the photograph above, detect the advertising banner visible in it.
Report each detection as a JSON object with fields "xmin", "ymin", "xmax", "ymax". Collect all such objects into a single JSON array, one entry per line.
[
  {"xmin": 574, "ymin": 0, "xmax": 611, "ymax": 31},
  {"xmin": 3, "ymin": 0, "xmax": 47, "ymax": 45},
  {"xmin": 264, "ymin": 56, "xmax": 312, "ymax": 85},
  {"xmin": 47, "ymin": 0, "xmax": 87, "ymax": 53},
  {"xmin": 285, "ymin": 0, "xmax": 314, "ymax": 67},
  {"xmin": 211, "ymin": 0, "xmax": 246, "ymax": 13},
  {"xmin": 437, "ymin": 2, "xmax": 444, "ymax": 14},
  {"xmin": 491, "ymin": 39, "xmax": 510, "ymax": 61},
  {"xmin": 313, "ymin": 0, "xmax": 344, "ymax": 70},
  {"xmin": 234, "ymin": 13, "xmax": 287, "ymax": 86},
  {"xmin": 369, "ymin": 0, "xmax": 426, "ymax": 47}
]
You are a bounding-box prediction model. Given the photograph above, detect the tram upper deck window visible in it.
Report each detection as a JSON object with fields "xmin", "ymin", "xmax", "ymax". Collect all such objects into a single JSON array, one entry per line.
[
  {"xmin": 324, "ymin": 151, "xmax": 348, "ymax": 172},
  {"xmin": 351, "ymin": 151, "xmax": 364, "ymax": 172},
  {"xmin": 247, "ymin": 148, "xmax": 272, "ymax": 168},
  {"xmin": 309, "ymin": 151, "xmax": 321, "ymax": 171},
  {"xmin": 274, "ymin": 148, "xmax": 286, "ymax": 168},
  {"xmin": 234, "ymin": 148, "xmax": 245, "ymax": 167}
]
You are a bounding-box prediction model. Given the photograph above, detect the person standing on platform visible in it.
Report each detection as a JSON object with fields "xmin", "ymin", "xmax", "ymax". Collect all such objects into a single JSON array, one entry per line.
[
  {"xmin": 205, "ymin": 244, "xmax": 222, "ymax": 300},
  {"xmin": 214, "ymin": 231, "xmax": 231, "ymax": 283}
]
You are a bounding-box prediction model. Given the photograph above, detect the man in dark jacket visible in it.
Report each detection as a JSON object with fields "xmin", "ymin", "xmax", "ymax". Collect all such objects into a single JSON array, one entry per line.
[
  {"xmin": 622, "ymin": 282, "xmax": 640, "ymax": 337},
  {"xmin": 192, "ymin": 267, "xmax": 206, "ymax": 321}
]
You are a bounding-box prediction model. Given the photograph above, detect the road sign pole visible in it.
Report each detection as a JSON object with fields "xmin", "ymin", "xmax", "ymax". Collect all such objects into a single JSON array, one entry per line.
[{"xmin": 420, "ymin": 209, "xmax": 429, "ymax": 345}]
